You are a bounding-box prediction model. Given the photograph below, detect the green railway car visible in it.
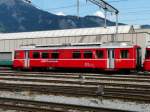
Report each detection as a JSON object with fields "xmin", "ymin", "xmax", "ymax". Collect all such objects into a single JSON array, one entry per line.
[
  {"xmin": 0, "ymin": 52, "xmax": 13, "ymax": 67},
  {"xmin": 0, "ymin": 60, "xmax": 12, "ymax": 66}
]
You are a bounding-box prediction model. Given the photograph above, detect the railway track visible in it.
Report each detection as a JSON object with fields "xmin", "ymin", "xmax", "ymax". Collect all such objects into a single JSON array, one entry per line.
[
  {"xmin": 1, "ymin": 70, "xmax": 150, "ymax": 80},
  {"xmin": 1, "ymin": 70, "xmax": 150, "ymax": 79},
  {"xmin": 0, "ymin": 73, "xmax": 150, "ymax": 83},
  {"xmin": 0, "ymin": 69, "xmax": 149, "ymax": 111},
  {"xmin": 0, "ymin": 73, "xmax": 149, "ymax": 84},
  {"xmin": 0, "ymin": 69, "xmax": 150, "ymax": 101},
  {"xmin": 0, "ymin": 75, "xmax": 150, "ymax": 87},
  {"xmin": 0, "ymin": 80, "xmax": 149, "ymax": 102},
  {"xmin": 0, "ymin": 97, "xmax": 134, "ymax": 112}
]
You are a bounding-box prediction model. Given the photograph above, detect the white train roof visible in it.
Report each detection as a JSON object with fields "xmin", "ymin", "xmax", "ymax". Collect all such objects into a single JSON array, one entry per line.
[
  {"xmin": 146, "ymin": 45, "xmax": 150, "ymax": 48},
  {"xmin": 16, "ymin": 42, "xmax": 136, "ymax": 51},
  {"xmin": 0, "ymin": 25, "xmax": 134, "ymax": 40},
  {"xmin": 100, "ymin": 41, "xmax": 135, "ymax": 48},
  {"xmin": 146, "ymin": 41, "xmax": 150, "ymax": 48},
  {"xmin": 18, "ymin": 43, "xmax": 102, "ymax": 50}
]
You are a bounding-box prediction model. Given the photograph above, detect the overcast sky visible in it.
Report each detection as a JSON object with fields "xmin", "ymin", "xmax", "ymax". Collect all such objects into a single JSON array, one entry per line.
[{"xmin": 31, "ymin": 0, "xmax": 150, "ymax": 25}]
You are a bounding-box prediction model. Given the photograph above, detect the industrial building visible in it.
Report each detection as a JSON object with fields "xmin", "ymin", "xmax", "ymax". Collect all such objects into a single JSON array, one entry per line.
[{"xmin": 0, "ymin": 25, "xmax": 149, "ymax": 66}]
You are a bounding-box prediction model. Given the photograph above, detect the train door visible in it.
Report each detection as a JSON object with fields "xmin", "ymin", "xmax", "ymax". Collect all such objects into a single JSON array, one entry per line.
[
  {"xmin": 107, "ymin": 49, "xmax": 115, "ymax": 69},
  {"xmin": 24, "ymin": 50, "xmax": 30, "ymax": 68}
]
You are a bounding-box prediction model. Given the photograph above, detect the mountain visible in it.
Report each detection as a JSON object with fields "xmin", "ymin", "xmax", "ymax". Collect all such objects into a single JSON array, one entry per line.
[
  {"xmin": 0, "ymin": 0, "xmax": 123, "ymax": 33},
  {"xmin": 141, "ymin": 25, "xmax": 150, "ymax": 29}
]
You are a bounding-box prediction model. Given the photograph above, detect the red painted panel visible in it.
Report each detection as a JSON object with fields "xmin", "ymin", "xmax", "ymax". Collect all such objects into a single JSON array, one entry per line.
[
  {"xmin": 143, "ymin": 48, "xmax": 150, "ymax": 71},
  {"xmin": 114, "ymin": 48, "xmax": 136, "ymax": 69},
  {"xmin": 115, "ymin": 59, "xmax": 136, "ymax": 69},
  {"xmin": 143, "ymin": 60, "xmax": 150, "ymax": 71},
  {"xmin": 15, "ymin": 50, "xmax": 25, "ymax": 59},
  {"xmin": 13, "ymin": 60, "xmax": 25, "ymax": 68},
  {"xmin": 13, "ymin": 50, "xmax": 25, "ymax": 68},
  {"xmin": 56, "ymin": 59, "xmax": 107, "ymax": 69}
]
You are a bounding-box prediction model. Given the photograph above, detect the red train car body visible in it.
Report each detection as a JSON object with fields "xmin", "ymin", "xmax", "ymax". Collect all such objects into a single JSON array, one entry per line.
[
  {"xmin": 13, "ymin": 42, "xmax": 141, "ymax": 71},
  {"xmin": 143, "ymin": 47, "xmax": 150, "ymax": 71}
]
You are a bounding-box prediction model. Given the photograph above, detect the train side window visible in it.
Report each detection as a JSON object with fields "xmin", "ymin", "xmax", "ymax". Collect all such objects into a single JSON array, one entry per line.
[
  {"xmin": 96, "ymin": 50, "xmax": 104, "ymax": 58},
  {"xmin": 120, "ymin": 50, "xmax": 129, "ymax": 59},
  {"xmin": 52, "ymin": 52, "xmax": 59, "ymax": 59},
  {"xmin": 14, "ymin": 51, "xmax": 20, "ymax": 59},
  {"xmin": 146, "ymin": 50, "xmax": 150, "ymax": 59},
  {"xmin": 33, "ymin": 52, "xmax": 40, "ymax": 59},
  {"xmin": 42, "ymin": 52, "xmax": 49, "ymax": 59},
  {"xmin": 72, "ymin": 51, "xmax": 81, "ymax": 59},
  {"xmin": 84, "ymin": 51, "xmax": 93, "ymax": 59}
]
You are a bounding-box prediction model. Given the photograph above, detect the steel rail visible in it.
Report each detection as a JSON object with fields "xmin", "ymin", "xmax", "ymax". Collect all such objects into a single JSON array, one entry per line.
[
  {"xmin": 0, "ymin": 77, "xmax": 150, "ymax": 89},
  {"xmin": 1, "ymin": 74, "xmax": 150, "ymax": 83},
  {"xmin": 1, "ymin": 70, "xmax": 150, "ymax": 79},
  {"xmin": 0, "ymin": 83, "xmax": 149, "ymax": 101},
  {"xmin": 0, "ymin": 97, "xmax": 134, "ymax": 112}
]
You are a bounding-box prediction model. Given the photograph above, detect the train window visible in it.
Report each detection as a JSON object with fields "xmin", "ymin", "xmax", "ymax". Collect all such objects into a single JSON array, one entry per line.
[
  {"xmin": 42, "ymin": 52, "xmax": 49, "ymax": 59},
  {"xmin": 33, "ymin": 52, "xmax": 40, "ymax": 59},
  {"xmin": 146, "ymin": 50, "xmax": 150, "ymax": 59},
  {"xmin": 52, "ymin": 52, "xmax": 59, "ymax": 59},
  {"xmin": 72, "ymin": 51, "xmax": 81, "ymax": 59},
  {"xmin": 96, "ymin": 50, "xmax": 104, "ymax": 58},
  {"xmin": 120, "ymin": 50, "xmax": 129, "ymax": 58},
  {"xmin": 14, "ymin": 51, "xmax": 20, "ymax": 59},
  {"xmin": 84, "ymin": 51, "xmax": 93, "ymax": 59}
]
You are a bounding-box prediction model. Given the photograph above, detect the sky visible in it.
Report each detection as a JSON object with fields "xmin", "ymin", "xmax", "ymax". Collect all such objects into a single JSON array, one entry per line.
[{"xmin": 31, "ymin": 0, "xmax": 150, "ymax": 25}]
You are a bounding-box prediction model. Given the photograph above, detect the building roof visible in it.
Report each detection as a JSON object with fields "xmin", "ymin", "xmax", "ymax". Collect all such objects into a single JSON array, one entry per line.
[
  {"xmin": 135, "ymin": 28, "xmax": 150, "ymax": 33},
  {"xmin": 0, "ymin": 25, "xmax": 134, "ymax": 40}
]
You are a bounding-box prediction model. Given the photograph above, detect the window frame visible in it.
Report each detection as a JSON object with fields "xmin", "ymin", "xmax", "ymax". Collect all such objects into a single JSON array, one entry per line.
[
  {"xmin": 32, "ymin": 52, "xmax": 40, "ymax": 59},
  {"xmin": 42, "ymin": 52, "xmax": 49, "ymax": 59},
  {"xmin": 96, "ymin": 50, "xmax": 104, "ymax": 59},
  {"xmin": 14, "ymin": 51, "xmax": 20, "ymax": 59},
  {"xmin": 72, "ymin": 51, "xmax": 81, "ymax": 59},
  {"xmin": 146, "ymin": 50, "xmax": 150, "ymax": 59},
  {"xmin": 51, "ymin": 52, "xmax": 59, "ymax": 59},
  {"xmin": 83, "ymin": 51, "xmax": 93, "ymax": 59},
  {"xmin": 120, "ymin": 50, "xmax": 129, "ymax": 59}
]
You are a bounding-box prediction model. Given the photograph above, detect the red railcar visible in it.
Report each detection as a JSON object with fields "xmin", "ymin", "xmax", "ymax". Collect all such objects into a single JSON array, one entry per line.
[
  {"xmin": 13, "ymin": 42, "xmax": 142, "ymax": 71},
  {"xmin": 143, "ymin": 46, "xmax": 150, "ymax": 71}
]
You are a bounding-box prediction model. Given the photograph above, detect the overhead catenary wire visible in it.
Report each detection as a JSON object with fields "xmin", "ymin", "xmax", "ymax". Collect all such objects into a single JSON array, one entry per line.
[
  {"xmin": 38, "ymin": 3, "xmax": 150, "ymax": 19},
  {"xmin": 30, "ymin": 0, "xmax": 148, "ymax": 12},
  {"xmin": 33, "ymin": 0, "xmax": 150, "ymax": 15},
  {"xmin": 30, "ymin": 0, "xmax": 150, "ymax": 24}
]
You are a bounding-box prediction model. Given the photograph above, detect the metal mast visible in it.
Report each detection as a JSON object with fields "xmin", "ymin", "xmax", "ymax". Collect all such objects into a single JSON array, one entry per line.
[
  {"xmin": 77, "ymin": 0, "xmax": 80, "ymax": 18},
  {"xmin": 86, "ymin": 0, "xmax": 119, "ymax": 41}
]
